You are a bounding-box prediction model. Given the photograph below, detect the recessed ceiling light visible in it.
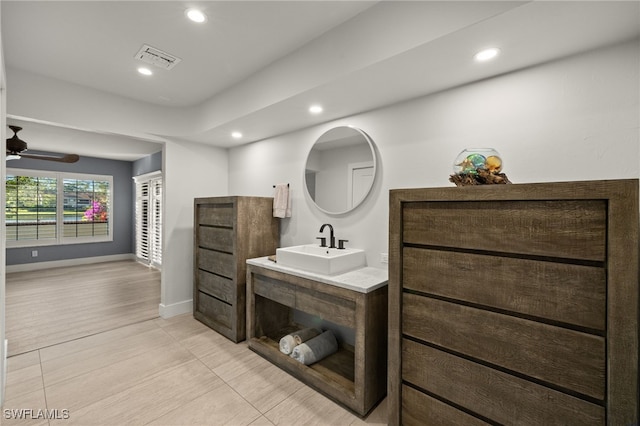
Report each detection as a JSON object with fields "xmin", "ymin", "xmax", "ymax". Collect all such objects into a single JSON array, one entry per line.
[
  {"xmin": 186, "ymin": 8, "xmax": 207, "ymax": 23},
  {"xmin": 231, "ymin": 132, "xmax": 243, "ymax": 139},
  {"xmin": 309, "ymin": 105, "xmax": 323, "ymax": 114},
  {"xmin": 137, "ymin": 67, "xmax": 153, "ymax": 76},
  {"xmin": 474, "ymin": 48, "xmax": 501, "ymax": 62}
]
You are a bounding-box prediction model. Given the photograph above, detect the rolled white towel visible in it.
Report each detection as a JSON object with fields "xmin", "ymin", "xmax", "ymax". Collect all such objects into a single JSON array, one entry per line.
[
  {"xmin": 279, "ymin": 327, "xmax": 320, "ymax": 355},
  {"xmin": 279, "ymin": 335, "xmax": 296, "ymax": 355},
  {"xmin": 290, "ymin": 330, "xmax": 338, "ymax": 365}
]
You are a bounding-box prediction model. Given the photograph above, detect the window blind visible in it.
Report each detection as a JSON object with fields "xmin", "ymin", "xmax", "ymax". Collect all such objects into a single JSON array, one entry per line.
[{"xmin": 134, "ymin": 172, "xmax": 162, "ymax": 269}]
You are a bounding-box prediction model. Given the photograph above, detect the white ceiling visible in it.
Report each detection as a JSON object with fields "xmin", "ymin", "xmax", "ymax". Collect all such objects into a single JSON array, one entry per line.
[
  {"xmin": 3, "ymin": 1, "xmax": 376, "ymax": 108},
  {"xmin": 2, "ymin": 1, "xmax": 639, "ymax": 160}
]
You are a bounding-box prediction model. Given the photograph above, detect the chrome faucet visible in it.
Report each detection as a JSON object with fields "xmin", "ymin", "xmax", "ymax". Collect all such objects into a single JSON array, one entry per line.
[{"xmin": 319, "ymin": 223, "xmax": 336, "ymax": 248}]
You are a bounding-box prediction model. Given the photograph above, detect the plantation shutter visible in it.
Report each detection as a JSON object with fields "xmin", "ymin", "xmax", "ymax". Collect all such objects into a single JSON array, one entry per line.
[
  {"xmin": 150, "ymin": 178, "xmax": 162, "ymax": 268},
  {"xmin": 135, "ymin": 180, "xmax": 150, "ymax": 262},
  {"xmin": 134, "ymin": 172, "xmax": 162, "ymax": 268}
]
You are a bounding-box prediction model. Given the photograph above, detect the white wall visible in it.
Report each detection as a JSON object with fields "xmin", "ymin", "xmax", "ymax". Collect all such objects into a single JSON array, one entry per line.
[
  {"xmin": 1, "ymin": 1, "xmax": 7, "ymax": 403},
  {"xmin": 160, "ymin": 139, "xmax": 228, "ymax": 317},
  {"xmin": 5, "ymin": 61, "xmax": 230, "ymax": 320},
  {"xmin": 6, "ymin": 67, "xmax": 195, "ymax": 142},
  {"xmin": 229, "ymin": 39, "xmax": 639, "ymax": 269}
]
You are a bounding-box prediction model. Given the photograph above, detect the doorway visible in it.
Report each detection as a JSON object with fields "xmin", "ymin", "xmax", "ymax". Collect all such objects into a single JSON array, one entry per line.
[{"xmin": 347, "ymin": 161, "xmax": 374, "ymax": 209}]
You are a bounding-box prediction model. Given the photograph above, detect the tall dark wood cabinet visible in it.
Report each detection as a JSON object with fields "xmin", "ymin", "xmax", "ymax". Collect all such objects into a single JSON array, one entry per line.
[
  {"xmin": 194, "ymin": 196, "xmax": 279, "ymax": 342},
  {"xmin": 388, "ymin": 180, "xmax": 638, "ymax": 425}
]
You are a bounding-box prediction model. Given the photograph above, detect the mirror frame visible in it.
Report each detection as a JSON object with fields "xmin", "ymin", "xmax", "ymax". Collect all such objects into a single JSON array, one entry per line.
[{"xmin": 303, "ymin": 126, "xmax": 377, "ymax": 215}]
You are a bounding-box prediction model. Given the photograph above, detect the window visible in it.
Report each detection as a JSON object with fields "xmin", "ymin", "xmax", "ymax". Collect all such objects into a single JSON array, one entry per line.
[
  {"xmin": 6, "ymin": 169, "xmax": 113, "ymax": 247},
  {"xmin": 134, "ymin": 172, "xmax": 162, "ymax": 268}
]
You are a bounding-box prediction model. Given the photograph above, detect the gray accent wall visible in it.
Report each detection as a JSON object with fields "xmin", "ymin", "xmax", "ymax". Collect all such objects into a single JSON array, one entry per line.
[
  {"xmin": 133, "ymin": 150, "xmax": 162, "ymax": 177},
  {"xmin": 131, "ymin": 150, "xmax": 163, "ymax": 263},
  {"xmin": 6, "ymin": 153, "xmax": 134, "ymax": 265}
]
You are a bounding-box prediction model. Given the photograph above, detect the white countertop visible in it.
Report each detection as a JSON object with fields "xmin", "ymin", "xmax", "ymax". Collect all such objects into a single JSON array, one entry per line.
[{"xmin": 246, "ymin": 256, "xmax": 388, "ymax": 293}]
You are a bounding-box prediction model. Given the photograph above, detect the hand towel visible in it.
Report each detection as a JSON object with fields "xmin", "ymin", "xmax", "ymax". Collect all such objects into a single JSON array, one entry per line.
[
  {"xmin": 290, "ymin": 330, "xmax": 338, "ymax": 365},
  {"xmin": 273, "ymin": 183, "xmax": 291, "ymax": 218},
  {"xmin": 279, "ymin": 327, "xmax": 319, "ymax": 355}
]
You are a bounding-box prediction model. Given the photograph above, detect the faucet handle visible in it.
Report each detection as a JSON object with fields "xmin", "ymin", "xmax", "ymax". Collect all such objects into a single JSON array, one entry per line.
[
  {"xmin": 337, "ymin": 239, "xmax": 349, "ymax": 250},
  {"xmin": 316, "ymin": 236, "xmax": 327, "ymax": 247}
]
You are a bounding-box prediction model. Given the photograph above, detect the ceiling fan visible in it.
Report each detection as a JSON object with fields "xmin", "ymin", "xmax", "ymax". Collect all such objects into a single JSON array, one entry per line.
[{"xmin": 6, "ymin": 125, "xmax": 80, "ymax": 163}]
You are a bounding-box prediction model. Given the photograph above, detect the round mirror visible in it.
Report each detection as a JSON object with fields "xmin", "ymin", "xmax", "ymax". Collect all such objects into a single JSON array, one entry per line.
[{"xmin": 304, "ymin": 126, "xmax": 376, "ymax": 215}]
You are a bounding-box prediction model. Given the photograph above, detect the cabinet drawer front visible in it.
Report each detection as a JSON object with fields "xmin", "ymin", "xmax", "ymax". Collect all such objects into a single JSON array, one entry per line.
[
  {"xmin": 403, "ymin": 200, "xmax": 606, "ymax": 261},
  {"xmin": 403, "ymin": 247, "xmax": 606, "ymax": 330},
  {"xmin": 402, "ymin": 339, "xmax": 605, "ymax": 425},
  {"xmin": 196, "ymin": 291, "xmax": 232, "ymax": 329},
  {"xmin": 402, "ymin": 385, "xmax": 489, "ymax": 426},
  {"xmin": 198, "ymin": 226, "xmax": 234, "ymax": 253},
  {"xmin": 254, "ymin": 275, "xmax": 295, "ymax": 308},
  {"xmin": 197, "ymin": 204, "xmax": 234, "ymax": 227},
  {"xmin": 403, "ymin": 293, "xmax": 605, "ymax": 400},
  {"xmin": 198, "ymin": 270, "xmax": 234, "ymax": 303},
  {"xmin": 198, "ymin": 249, "xmax": 235, "ymax": 279},
  {"xmin": 296, "ymin": 287, "xmax": 355, "ymax": 329}
]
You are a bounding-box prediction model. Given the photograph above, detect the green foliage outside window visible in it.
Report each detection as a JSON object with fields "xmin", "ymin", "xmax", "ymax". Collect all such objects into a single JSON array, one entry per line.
[{"xmin": 5, "ymin": 172, "xmax": 112, "ymax": 244}]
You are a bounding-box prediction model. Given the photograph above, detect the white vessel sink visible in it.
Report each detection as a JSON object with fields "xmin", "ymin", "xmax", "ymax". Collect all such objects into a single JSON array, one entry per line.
[{"xmin": 276, "ymin": 244, "xmax": 366, "ymax": 275}]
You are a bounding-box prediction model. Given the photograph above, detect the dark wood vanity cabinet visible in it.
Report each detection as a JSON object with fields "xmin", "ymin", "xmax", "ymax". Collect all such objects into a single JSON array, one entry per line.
[
  {"xmin": 194, "ymin": 196, "xmax": 279, "ymax": 342},
  {"xmin": 388, "ymin": 180, "xmax": 638, "ymax": 425},
  {"xmin": 246, "ymin": 261, "xmax": 388, "ymax": 416}
]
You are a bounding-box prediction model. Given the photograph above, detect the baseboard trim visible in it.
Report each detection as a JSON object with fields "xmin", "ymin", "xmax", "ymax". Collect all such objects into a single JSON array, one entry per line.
[
  {"xmin": 159, "ymin": 300, "xmax": 193, "ymax": 319},
  {"xmin": 5, "ymin": 254, "xmax": 136, "ymax": 273}
]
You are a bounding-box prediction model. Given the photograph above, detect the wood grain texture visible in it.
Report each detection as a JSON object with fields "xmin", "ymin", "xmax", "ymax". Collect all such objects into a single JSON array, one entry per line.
[
  {"xmin": 401, "ymin": 385, "xmax": 489, "ymax": 426},
  {"xmin": 195, "ymin": 291, "xmax": 232, "ymax": 329},
  {"xmin": 295, "ymin": 286, "xmax": 356, "ymax": 329},
  {"xmin": 193, "ymin": 196, "xmax": 279, "ymax": 343},
  {"xmin": 197, "ymin": 270, "xmax": 234, "ymax": 303},
  {"xmin": 403, "ymin": 293, "xmax": 605, "ymax": 400},
  {"xmin": 387, "ymin": 190, "xmax": 403, "ymax": 425},
  {"xmin": 603, "ymin": 180, "xmax": 639, "ymax": 425},
  {"xmin": 254, "ymin": 274, "xmax": 296, "ymax": 308},
  {"xmin": 246, "ymin": 263, "xmax": 387, "ymax": 416},
  {"xmin": 402, "ymin": 339, "xmax": 605, "ymax": 425},
  {"xmin": 248, "ymin": 336, "xmax": 357, "ymax": 407},
  {"xmin": 197, "ymin": 248, "xmax": 235, "ymax": 279},
  {"xmin": 403, "ymin": 247, "xmax": 606, "ymax": 330},
  {"xmin": 252, "ymin": 296, "xmax": 293, "ymax": 339},
  {"xmin": 360, "ymin": 286, "xmax": 388, "ymax": 414},
  {"xmin": 403, "ymin": 199, "xmax": 607, "ymax": 261},
  {"xmin": 5, "ymin": 260, "xmax": 160, "ymax": 356},
  {"xmin": 196, "ymin": 203, "xmax": 233, "ymax": 226},
  {"xmin": 389, "ymin": 180, "xmax": 638, "ymax": 425},
  {"xmin": 248, "ymin": 263, "xmax": 360, "ymax": 302},
  {"xmin": 198, "ymin": 226, "xmax": 233, "ymax": 252}
]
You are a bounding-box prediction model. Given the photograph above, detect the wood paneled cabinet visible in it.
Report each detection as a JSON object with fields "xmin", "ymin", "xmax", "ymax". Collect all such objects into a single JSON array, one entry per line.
[
  {"xmin": 246, "ymin": 262, "xmax": 388, "ymax": 416},
  {"xmin": 388, "ymin": 180, "xmax": 638, "ymax": 425},
  {"xmin": 194, "ymin": 196, "xmax": 279, "ymax": 342}
]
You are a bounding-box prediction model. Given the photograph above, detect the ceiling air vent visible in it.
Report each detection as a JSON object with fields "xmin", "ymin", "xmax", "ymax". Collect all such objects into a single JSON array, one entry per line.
[{"xmin": 135, "ymin": 44, "xmax": 182, "ymax": 70}]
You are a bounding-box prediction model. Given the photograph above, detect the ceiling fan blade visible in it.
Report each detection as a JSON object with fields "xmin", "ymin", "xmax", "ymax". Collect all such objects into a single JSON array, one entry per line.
[{"xmin": 19, "ymin": 153, "xmax": 80, "ymax": 163}]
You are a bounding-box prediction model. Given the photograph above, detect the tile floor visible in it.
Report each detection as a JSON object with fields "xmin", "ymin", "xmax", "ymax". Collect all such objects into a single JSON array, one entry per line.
[{"xmin": 1, "ymin": 314, "xmax": 387, "ymax": 425}]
